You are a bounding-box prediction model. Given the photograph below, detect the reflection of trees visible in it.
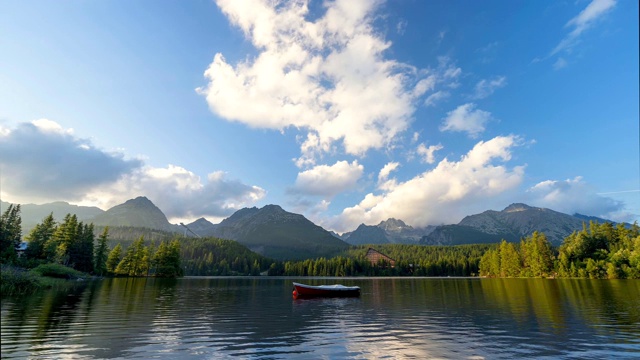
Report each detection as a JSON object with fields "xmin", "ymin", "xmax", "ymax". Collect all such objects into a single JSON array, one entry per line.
[
  {"xmin": 479, "ymin": 278, "xmax": 640, "ymax": 341},
  {"xmin": 3, "ymin": 278, "xmax": 640, "ymax": 358},
  {"xmin": 479, "ymin": 279, "xmax": 566, "ymax": 334},
  {"xmin": 0, "ymin": 281, "xmax": 91, "ymax": 356},
  {"xmin": 560, "ymin": 280, "xmax": 640, "ymax": 335}
]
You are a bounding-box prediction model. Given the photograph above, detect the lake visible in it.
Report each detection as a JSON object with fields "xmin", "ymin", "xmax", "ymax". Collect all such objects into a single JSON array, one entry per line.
[{"xmin": 1, "ymin": 277, "xmax": 639, "ymax": 359}]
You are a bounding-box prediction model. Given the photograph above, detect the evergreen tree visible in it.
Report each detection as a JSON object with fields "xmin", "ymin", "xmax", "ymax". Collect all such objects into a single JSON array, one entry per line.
[
  {"xmin": 25, "ymin": 213, "xmax": 56, "ymax": 261},
  {"xmin": 50, "ymin": 213, "xmax": 79, "ymax": 265},
  {"xmin": 115, "ymin": 236, "xmax": 147, "ymax": 276},
  {"xmin": 94, "ymin": 227, "xmax": 110, "ymax": 276},
  {"xmin": 0, "ymin": 204, "xmax": 22, "ymax": 263},
  {"xmin": 521, "ymin": 232, "xmax": 554, "ymax": 277},
  {"xmin": 71, "ymin": 222, "xmax": 95, "ymax": 273},
  {"xmin": 153, "ymin": 239, "xmax": 183, "ymax": 277},
  {"xmin": 106, "ymin": 243, "xmax": 123, "ymax": 274},
  {"xmin": 499, "ymin": 240, "xmax": 521, "ymax": 277},
  {"xmin": 479, "ymin": 248, "xmax": 500, "ymax": 277}
]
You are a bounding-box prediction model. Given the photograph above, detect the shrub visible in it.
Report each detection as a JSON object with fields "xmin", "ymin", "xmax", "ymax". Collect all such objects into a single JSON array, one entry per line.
[
  {"xmin": 30, "ymin": 263, "xmax": 87, "ymax": 279},
  {"xmin": 0, "ymin": 265, "xmax": 43, "ymax": 296}
]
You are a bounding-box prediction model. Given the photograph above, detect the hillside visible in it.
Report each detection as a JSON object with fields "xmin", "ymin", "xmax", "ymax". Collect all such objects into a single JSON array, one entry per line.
[
  {"xmin": 205, "ymin": 204, "xmax": 350, "ymax": 260},
  {"xmin": 91, "ymin": 196, "xmax": 179, "ymax": 233}
]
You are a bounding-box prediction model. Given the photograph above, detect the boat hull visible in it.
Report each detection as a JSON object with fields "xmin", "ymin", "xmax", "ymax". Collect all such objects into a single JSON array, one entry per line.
[{"xmin": 292, "ymin": 282, "xmax": 360, "ymax": 298}]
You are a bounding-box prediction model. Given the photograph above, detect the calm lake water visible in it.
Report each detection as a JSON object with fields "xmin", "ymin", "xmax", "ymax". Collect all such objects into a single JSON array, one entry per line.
[{"xmin": 1, "ymin": 277, "xmax": 639, "ymax": 359}]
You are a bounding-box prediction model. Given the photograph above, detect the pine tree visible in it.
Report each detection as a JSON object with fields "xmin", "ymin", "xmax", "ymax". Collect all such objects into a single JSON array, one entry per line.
[
  {"xmin": 25, "ymin": 213, "xmax": 56, "ymax": 261},
  {"xmin": 116, "ymin": 236, "xmax": 147, "ymax": 276},
  {"xmin": 94, "ymin": 227, "xmax": 110, "ymax": 276},
  {"xmin": 71, "ymin": 222, "xmax": 95, "ymax": 273},
  {"xmin": 0, "ymin": 204, "xmax": 22, "ymax": 263},
  {"xmin": 499, "ymin": 240, "xmax": 521, "ymax": 277},
  {"xmin": 51, "ymin": 214, "xmax": 79, "ymax": 265},
  {"xmin": 521, "ymin": 232, "xmax": 554, "ymax": 277},
  {"xmin": 106, "ymin": 243, "xmax": 123, "ymax": 274}
]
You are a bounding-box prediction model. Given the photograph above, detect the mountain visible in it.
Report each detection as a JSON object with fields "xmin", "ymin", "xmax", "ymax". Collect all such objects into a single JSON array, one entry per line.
[
  {"xmin": 203, "ymin": 204, "xmax": 350, "ymax": 260},
  {"xmin": 91, "ymin": 196, "xmax": 179, "ymax": 232},
  {"xmin": 343, "ymin": 224, "xmax": 390, "ymax": 245},
  {"xmin": 184, "ymin": 217, "xmax": 218, "ymax": 236},
  {"xmin": 420, "ymin": 203, "xmax": 593, "ymax": 246},
  {"xmin": 342, "ymin": 218, "xmax": 435, "ymax": 245},
  {"xmin": 2, "ymin": 200, "xmax": 105, "ymax": 234}
]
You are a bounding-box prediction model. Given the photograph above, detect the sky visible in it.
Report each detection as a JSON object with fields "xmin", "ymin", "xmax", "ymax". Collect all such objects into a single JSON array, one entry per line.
[{"xmin": 1, "ymin": 0, "xmax": 638, "ymax": 233}]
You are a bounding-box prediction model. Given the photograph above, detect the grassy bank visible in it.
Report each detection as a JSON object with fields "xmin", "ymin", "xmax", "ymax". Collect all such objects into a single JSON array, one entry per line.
[{"xmin": 1, "ymin": 264, "xmax": 90, "ymax": 297}]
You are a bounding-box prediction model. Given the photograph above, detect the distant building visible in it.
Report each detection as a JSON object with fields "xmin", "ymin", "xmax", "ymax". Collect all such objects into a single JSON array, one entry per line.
[
  {"xmin": 365, "ymin": 247, "xmax": 396, "ymax": 267},
  {"xmin": 16, "ymin": 242, "xmax": 28, "ymax": 257}
]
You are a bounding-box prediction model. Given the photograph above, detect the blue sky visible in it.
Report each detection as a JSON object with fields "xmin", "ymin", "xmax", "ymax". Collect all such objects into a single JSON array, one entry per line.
[{"xmin": 1, "ymin": 0, "xmax": 638, "ymax": 233}]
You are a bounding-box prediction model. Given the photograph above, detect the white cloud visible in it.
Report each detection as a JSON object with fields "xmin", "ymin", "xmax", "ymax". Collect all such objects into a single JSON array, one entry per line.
[
  {"xmin": 328, "ymin": 135, "xmax": 525, "ymax": 232},
  {"xmin": 0, "ymin": 120, "xmax": 265, "ymax": 222},
  {"xmin": 424, "ymin": 90, "xmax": 449, "ymax": 107},
  {"xmin": 417, "ymin": 143, "xmax": 443, "ymax": 164},
  {"xmin": 198, "ymin": 0, "xmax": 449, "ymax": 166},
  {"xmin": 527, "ymin": 176, "xmax": 629, "ymax": 221},
  {"xmin": 84, "ymin": 166, "xmax": 266, "ymax": 221},
  {"xmin": 377, "ymin": 162, "xmax": 400, "ymax": 191},
  {"xmin": 553, "ymin": 57, "xmax": 568, "ymax": 70},
  {"xmin": 472, "ymin": 76, "xmax": 506, "ymax": 99},
  {"xmin": 291, "ymin": 160, "xmax": 364, "ymax": 197},
  {"xmin": 440, "ymin": 103, "xmax": 491, "ymax": 138},
  {"xmin": 378, "ymin": 162, "xmax": 400, "ymax": 182},
  {"xmin": 551, "ymin": 0, "xmax": 616, "ymax": 56}
]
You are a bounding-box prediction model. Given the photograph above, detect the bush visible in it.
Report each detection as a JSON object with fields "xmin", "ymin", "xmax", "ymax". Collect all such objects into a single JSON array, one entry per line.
[
  {"xmin": 1, "ymin": 265, "xmax": 43, "ymax": 296},
  {"xmin": 30, "ymin": 263, "xmax": 87, "ymax": 279}
]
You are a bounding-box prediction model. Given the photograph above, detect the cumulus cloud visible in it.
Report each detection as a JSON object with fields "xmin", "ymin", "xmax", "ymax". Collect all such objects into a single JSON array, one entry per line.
[
  {"xmin": 327, "ymin": 135, "xmax": 525, "ymax": 232},
  {"xmin": 84, "ymin": 166, "xmax": 266, "ymax": 222},
  {"xmin": 551, "ymin": 0, "xmax": 616, "ymax": 56},
  {"xmin": 440, "ymin": 103, "xmax": 491, "ymax": 138},
  {"xmin": 472, "ymin": 76, "xmax": 506, "ymax": 99},
  {"xmin": 290, "ymin": 160, "xmax": 364, "ymax": 198},
  {"xmin": 0, "ymin": 120, "xmax": 265, "ymax": 222},
  {"xmin": 377, "ymin": 162, "xmax": 400, "ymax": 191},
  {"xmin": 416, "ymin": 143, "xmax": 443, "ymax": 164},
  {"xmin": 0, "ymin": 119, "xmax": 143, "ymax": 202},
  {"xmin": 526, "ymin": 176, "xmax": 630, "ymax": 221},
  {"xmin": 199, "ymin": 0, "xmax": 455, "ymax": 166}
]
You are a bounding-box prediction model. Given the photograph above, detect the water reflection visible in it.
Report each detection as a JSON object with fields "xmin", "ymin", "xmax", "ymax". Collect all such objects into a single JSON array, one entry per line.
[{"xmin": 1, "ymin": 277, "xmax": 639, "ymax": 359}]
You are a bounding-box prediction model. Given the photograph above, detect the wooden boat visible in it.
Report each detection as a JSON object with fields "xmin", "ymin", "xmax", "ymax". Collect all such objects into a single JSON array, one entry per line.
[{"xmin": 292, "ymin": 282, "xmax": 360, "ymax": 298}]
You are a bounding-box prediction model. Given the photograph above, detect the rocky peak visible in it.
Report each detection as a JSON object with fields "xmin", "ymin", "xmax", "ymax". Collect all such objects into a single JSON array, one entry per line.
[
  {"xmin": 503, "ymin": 203, "xmax": 534, "ymax": 213},
  {"xmin": 378, "ymin": 218, "xmax": 411, "ymax": 232}
]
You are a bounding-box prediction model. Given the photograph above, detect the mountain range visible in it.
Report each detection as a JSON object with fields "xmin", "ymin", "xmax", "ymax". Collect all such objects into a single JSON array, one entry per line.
[
  {"xmin": 3, "ymin": 197, "xmax": 622, "ymax": 259},
  {"xmin": 420, "ymin": 203, "xmax": 613, "ymax": 246},
  {"xmin": 339, "ymin": 218, "xmax": 435, "ymax": 245}
]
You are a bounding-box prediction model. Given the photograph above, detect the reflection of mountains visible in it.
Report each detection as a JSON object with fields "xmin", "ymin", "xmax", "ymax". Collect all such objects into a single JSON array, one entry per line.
[{"xmin": 2, "ymin": 278, "xmax": 639, "ymax": 358}]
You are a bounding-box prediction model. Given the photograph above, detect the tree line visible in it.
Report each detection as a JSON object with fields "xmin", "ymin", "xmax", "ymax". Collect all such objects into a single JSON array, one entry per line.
[
  {"xmin": 0, "ymin": 205, "xmax": 182, "ymax": 278},
  {"xmin": 4, "ymin": 203, "xmax": 639, "ymax": 279},
  {"xmin": 479, "ymin": 221, "xmax": 640, "ymax": 279},
  {"xmin": 266, "ymin": 244, "xmax": 492, "ymax": 277}
]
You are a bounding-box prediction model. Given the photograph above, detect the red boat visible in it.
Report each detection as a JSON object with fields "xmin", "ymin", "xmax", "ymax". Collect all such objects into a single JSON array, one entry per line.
[{"xmin": 292, "ymin": 282, "xmax": 360, "ymax": 298}]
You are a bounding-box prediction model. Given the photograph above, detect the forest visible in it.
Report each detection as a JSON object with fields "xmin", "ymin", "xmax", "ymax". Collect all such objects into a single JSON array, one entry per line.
[
  {"xmin": 1, "ymin": 205, "xmax": 182, "ymax": 278},
  {"xmin": 2, "ymin": 204, "xmax": 639, "ymax": 279},
  {"xmin": 479, "ymin": 221, "xmax": 640, "ymax": 279}
]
